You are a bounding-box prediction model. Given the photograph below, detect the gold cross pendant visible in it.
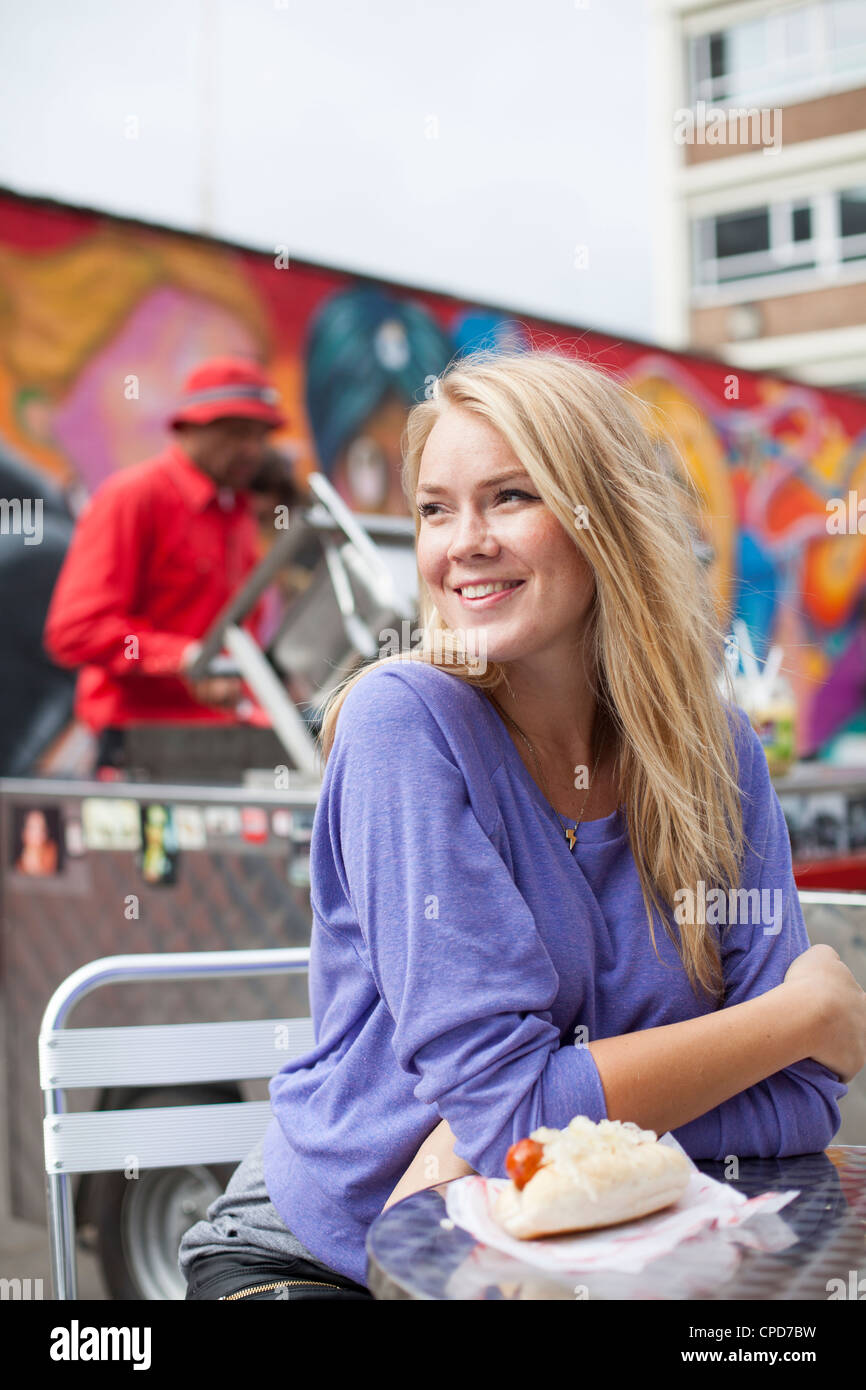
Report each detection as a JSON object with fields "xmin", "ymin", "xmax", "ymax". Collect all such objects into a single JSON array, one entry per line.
[{"xmin": 565, "ymin": 827, "xmax": 577, "ymax": 851}]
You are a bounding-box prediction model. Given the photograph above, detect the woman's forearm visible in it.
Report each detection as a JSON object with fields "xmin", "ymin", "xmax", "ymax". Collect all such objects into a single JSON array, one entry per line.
[
  {"xmin": 383, "ymin": 981, "xmax": 821, "ymax": 1211},
  {"xmin": 383, "ymin": 1117, "xmax": 474, "ymax": 1212},
  {"xmin": 587, "ymin": 979, "xmax": 820, "ymax": 1136}
]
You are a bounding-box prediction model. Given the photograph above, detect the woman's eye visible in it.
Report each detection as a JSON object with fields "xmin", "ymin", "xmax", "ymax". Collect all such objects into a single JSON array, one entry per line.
[{"xmin": 417, "ymin": 489, "xmax": 538, "ymax": 519}]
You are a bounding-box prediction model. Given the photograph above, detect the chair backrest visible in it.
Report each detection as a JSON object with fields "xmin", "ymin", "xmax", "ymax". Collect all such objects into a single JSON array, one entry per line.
[
  {"xmin": 39, "ymin": 947, "xmax": 312, "ymax": 1300},
  {"xmin": 41, "ymin": 1014, "xmax": 315, "ymax": 1171}
]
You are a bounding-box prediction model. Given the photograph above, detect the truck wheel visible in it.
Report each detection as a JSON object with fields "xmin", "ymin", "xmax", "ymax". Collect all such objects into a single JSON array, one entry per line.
[{"xmin": 89, "ymin": 1087, "xmax": 240, "ymax": 1301}]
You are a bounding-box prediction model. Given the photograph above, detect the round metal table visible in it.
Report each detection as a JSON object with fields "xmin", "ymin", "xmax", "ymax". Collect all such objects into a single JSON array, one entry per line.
[{"xmin": 366, "ymin": 1146, "xmax": 866, "ymax": 1300}]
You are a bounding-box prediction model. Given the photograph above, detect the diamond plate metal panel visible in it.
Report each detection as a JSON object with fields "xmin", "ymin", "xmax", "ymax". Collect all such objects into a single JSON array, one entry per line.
[{"xmin": 1, "ymin": 784, "xmax": 313, "ymax": 1224}]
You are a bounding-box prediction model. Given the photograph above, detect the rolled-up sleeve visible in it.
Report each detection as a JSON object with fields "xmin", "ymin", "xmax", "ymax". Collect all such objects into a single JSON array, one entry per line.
[
  {"xmin": 328, "ymin": 668, "xmax": 607, "ymax": 1176},
  {"xmin": 674, "ymin": 709, "xmax": 848, "ymax": 1159}
]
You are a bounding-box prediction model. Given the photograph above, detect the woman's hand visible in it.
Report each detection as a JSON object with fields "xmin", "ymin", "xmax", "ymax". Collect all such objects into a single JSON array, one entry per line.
[
  {"xmin": 382, "ymin": 1118, "xmax": 476, "ymax": 1213},
  {"xmin": 784, "ymin": 944, "xmax": 866, "ymax": 1083}
]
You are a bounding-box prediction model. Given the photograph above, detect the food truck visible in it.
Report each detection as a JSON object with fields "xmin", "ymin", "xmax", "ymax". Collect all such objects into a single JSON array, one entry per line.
[{"xmin": 2, "ymin": 186, "xmax": 866, "ymax": 1298}]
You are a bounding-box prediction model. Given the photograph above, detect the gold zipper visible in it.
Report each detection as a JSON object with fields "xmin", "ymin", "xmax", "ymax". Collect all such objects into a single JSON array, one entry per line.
[{"xmin": 219, "ymin": 1278, "xmax": 347, "ymax": 1300}]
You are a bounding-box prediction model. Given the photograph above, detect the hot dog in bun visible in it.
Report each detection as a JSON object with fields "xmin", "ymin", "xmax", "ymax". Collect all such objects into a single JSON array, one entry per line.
[{"xmin": 494, "ymin": 1116, "xmax": 691, "ymax": 1239}]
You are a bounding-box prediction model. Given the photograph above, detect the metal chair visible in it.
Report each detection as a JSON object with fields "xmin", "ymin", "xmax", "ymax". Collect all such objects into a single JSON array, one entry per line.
[{"xmin": 38, "ymin": 948, "xmax": 312, "ymax": 1300}]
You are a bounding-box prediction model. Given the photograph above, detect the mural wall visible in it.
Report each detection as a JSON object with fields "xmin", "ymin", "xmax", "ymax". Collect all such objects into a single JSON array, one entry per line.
[{"xmin": 2, "ymin": 187, "xmax": 866, "ymax": 768}]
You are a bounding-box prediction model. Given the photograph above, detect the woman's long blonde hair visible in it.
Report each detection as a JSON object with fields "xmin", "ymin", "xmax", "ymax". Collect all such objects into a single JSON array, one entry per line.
[{"xmin": 317, "ymin": 347, "xmax": 746, "ymax": 1004}]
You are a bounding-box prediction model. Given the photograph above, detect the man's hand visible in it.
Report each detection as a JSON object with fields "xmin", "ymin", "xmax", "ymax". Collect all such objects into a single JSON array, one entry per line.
[
  {"xmin": 246, "ymin": 448, "xmax": 307, "ymax": 507},
  {"xmin": 185, "ymin": 675, "xmax": 244, "ymax": 709},
  {"xmin": 179, "ymin": 641, "xmax": 243, "ymax": 710}
]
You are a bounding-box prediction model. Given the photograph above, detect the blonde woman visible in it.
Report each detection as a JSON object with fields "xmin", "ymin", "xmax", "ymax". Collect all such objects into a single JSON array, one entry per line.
[{"xmin": 180, "ymin": 349, "xmax": 865, "ymax": 1300}]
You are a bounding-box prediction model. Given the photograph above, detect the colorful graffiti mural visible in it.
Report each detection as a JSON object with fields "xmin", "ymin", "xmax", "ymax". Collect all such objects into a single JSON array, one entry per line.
[{"xmin": 2, "ymin": 186, "xmax": 866, "ymax": 769}]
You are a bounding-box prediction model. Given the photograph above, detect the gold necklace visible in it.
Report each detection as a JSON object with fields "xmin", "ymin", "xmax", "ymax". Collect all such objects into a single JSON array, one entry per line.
[{"xmin": 487, "ymin": 693, "xmax": 600, "ymax": 853}]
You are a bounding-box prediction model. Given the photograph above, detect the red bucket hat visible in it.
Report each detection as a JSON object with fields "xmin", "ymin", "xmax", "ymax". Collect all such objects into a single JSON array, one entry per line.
[{"xmin": 169, "ymin": 356, "xmax": 287, "ymax": 429}]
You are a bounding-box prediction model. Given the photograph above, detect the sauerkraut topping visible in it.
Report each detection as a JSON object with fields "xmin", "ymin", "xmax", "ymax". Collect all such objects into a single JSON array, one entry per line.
[{"xmin": 525, "ymin": 1116, "xmax": 660, "ymax": 1190}]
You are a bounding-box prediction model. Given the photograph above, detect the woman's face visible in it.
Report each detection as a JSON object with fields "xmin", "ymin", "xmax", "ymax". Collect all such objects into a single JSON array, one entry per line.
[
  {"xmin": 415, "ymin": 406, "xmax": 596, "ymax": 668},
  {"xmin": 23, "ymin": 810, "xmax": 49, "ymax": 846}
]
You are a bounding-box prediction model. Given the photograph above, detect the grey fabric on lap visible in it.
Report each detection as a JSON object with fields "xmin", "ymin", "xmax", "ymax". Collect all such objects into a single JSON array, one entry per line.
[{"xmin": 177, "ymin": 1134, "xmax": 325, "ymax": 1278}]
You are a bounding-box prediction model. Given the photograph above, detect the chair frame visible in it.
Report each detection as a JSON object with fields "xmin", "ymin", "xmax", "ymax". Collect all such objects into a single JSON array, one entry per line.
[{"xmin": 38, "ymin": 948, "xmax": 311, "ymax": 1300}]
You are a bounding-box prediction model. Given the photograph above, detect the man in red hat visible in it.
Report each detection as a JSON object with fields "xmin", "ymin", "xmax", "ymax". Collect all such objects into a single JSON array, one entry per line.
[{"xmin": 44, "ymin": 356, "xmax": 297, "ymax": 770}]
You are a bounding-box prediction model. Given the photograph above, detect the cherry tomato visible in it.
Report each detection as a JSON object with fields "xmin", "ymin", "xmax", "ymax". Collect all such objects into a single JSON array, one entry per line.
[{"xmin": 505, "ymin": 1138, "xmax": 544, "ymax": 1190}]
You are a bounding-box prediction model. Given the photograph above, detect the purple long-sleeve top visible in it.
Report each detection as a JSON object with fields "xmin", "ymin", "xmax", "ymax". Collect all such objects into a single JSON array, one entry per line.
[{"xmin": 262, "ymin": 659, "xmax": 847, "ymax": 1287}]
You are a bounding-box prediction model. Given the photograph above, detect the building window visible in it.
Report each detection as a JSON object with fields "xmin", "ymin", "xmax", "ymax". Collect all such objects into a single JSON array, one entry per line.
[
  {"xmin": 840, "ymin": 187, "xmax": 866, "ymax": 261},
  {"xmin": 792, "ymin": 204, "xmax": 813, "ymax": 242},
  {"xmin": 716, "ymin": 208, "xmax": 770, "ymax": 262},
  {"xmin": 831, "ymin": 0, "xmax": 866, "ymax": 74},
  {"xmin": 693, "ymin": 189, "xmax": 866, "ymax": 291},
  {"xmin": 695, "ymin": 201, "xmax": 816, "ymax": 286},
  {"xmin": 688, "ymin": 1, "xmax": 866, "ymax": 108}
]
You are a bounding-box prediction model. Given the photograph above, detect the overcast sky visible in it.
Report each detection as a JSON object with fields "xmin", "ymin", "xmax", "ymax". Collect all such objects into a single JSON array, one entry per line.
[{"xmin": 0, "ymin": 0, "xmax": 658, "ymax": 340}]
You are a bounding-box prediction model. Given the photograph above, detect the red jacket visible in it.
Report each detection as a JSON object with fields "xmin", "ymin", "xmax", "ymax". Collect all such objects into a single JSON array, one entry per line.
[{"xmin": 44, "ymin": 443, "xmax": 266, "ymax": 731}]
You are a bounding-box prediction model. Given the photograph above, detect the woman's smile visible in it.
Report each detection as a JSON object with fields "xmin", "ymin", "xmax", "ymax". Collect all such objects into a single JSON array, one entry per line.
[{"xmin": 455, "ymin": 579, "xmax": 525, "ymax": 608}]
